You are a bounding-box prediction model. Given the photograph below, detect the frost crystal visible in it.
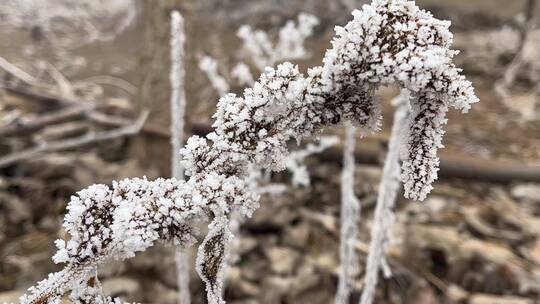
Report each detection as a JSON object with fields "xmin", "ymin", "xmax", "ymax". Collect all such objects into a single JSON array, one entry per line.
[{"xmin": 24, "ymin": 1, "xmax": 477, "ymax": 303}]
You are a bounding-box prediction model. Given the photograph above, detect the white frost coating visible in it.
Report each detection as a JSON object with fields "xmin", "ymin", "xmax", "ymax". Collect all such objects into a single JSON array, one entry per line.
[
  {"xmin": 170, "ymin": 11, "xmax": 191, "ymax": 304},
  {"xmin": 24, "ymin": 1, "xmax": 477, "ymax": 303},
  {"xmin": 203, "ymin": 13, "xmax": 318, "ymax": 94},
  {"xmin": 400, "ymin": 91, "xmax": 448, "ymax": 201},
  {"xmin": 236, "ymin": 136, "xmax": 338, "ymax": 200},
  {"xmin": 196, "ymin": 217, "xmax": 232, "ymax": 304},
  {"xmin": 175, "ymin": 249, "xmax": 191, "ymax": 304},
  {"xmin": 285, "ymin": 136, "xmax": 339, "ymax": 187},
  {"xmin": 199, "ymin": 56, "xmax": 230, "ymax": 96},
  {"xmin": 67, "ymin": 270, "xmax": 121, "ymax": 304},
  {"xmin": 170, "ymin": 10, "xmax": 187, "ymax": 182},
  {"xmin": 275, "ymin": 13, "xmax": 320, "ymax": 63},
  {"xmin": 237, "ymin": 13, "xmax": 319, "ymax": 70},
  {"xmin": 22, "ymin": 177, "xmax": 257, "ymax": 304},
  {"xmin": 231, "ymin": 63, "xmax": 255, "ymax": 86},
  {"xmin": 246, "ymin": 164, "xmax": 287, "ymax": 195},
  {"xmin": 359, "ymin": 93, "xmax": 410, "ymax": 304},
  {"xmin": 335, "ymin": 125, "xmax": 361, "ymax": 304}
]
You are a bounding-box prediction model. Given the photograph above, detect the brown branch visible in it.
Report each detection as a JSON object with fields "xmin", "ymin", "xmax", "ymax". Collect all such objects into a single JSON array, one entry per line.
[
  {"xmin": 35, "ymin": 121, "xmax": 91, "ymax": 142},
  {"xmin": 438, "ymin": 153, "xmax": 540, "ymax": 183},
  {"xmin": 87, "ymin": 111, "xmax": 133, "ymax": 128},
  {"xmin": 0, "ymin": 104, "xmax": 138, "ymax": 137},
  {"xmin": 0, "ymin": 104, "xmax": 94, "ymax": 137},
  {"xmin": 0, "ymin": 111, "xmax": 149, "ymax": 168},
  {"xmin": 0, "ymin": 86, "xmax": 138, "ymax": 137},
  {"xmin": 323, "ymin": 144, "xmax": 540, "ymax": 184},
  {"xmin": 75, "ymin": 75, "xmax": 137, "ymax": 95},
  {"xmin": 1, "ymin": 84, "xmax": 78, "ymax": 109}
]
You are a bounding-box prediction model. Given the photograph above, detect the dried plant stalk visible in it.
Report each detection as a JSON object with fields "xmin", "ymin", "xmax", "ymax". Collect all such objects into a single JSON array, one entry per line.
[{"xmin": 170, "ymin": 10, "xmax": 191, "ymax": 304}]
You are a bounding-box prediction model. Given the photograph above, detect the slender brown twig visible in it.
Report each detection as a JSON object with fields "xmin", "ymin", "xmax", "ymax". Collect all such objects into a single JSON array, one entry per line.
[{"xmin": 0, "ymin": 110, "xmax": 149, "ymax": 168}]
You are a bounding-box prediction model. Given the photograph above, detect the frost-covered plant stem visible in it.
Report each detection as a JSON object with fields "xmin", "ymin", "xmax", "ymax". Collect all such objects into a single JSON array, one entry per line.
[
  {"xmin": 170, "ymin": 11, "xmax": 186, "ymax": 179},
  {"xmin": 23, "ymin": 2, "xmax": 477, "ymax": 303},
  {"xmin": 200, "ymin": 13, "xmax": 319, "ymax": 97},
  {"xmin": 237, "ymin": 13, "xmax": 319, "ymax": 70},
  {"xmin": 170, "ymin": 9, "xmax": 186, "ymax": 208},
  {"xmin": 335, "ymin": 125, "xmax": 361, "ymax": 304},
  {"xmin": 170, "ymin": 11, "xmax": 191, "ymax": 304},
  {"xmin": 199, "ymin": 56, "xmax": 230, "ymax": 96},
  {"xmin": 359, "ymin": 94, "xmax": 410, "ymax": 304},
  {"xmin": 175, "ymin": 248, "xmax": 191, "ymax": 304}
]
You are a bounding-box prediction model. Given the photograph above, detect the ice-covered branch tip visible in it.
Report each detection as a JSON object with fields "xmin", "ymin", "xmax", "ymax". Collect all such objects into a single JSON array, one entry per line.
[
  {"xmin": 22, "ymin": 177, "xmax": 257, "ymax": 304},
  {"xmin": 24, "ymin": 0, "xmax": 477, "ymax": 303}
]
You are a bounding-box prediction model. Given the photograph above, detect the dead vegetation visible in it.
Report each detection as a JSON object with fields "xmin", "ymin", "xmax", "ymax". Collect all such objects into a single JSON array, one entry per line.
[{"xmin": 1, "ymin": 1, "xmax": 540, "ymax": 303}]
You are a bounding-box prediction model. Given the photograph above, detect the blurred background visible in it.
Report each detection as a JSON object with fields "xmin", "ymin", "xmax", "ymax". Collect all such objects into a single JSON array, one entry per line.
[{"xmin": 1, "ymin": 0, "xmax": 540, "ymax": 303}]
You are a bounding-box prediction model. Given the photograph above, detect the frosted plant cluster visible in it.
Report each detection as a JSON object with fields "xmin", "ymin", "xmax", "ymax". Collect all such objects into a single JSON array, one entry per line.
[
  {"xmin": 243, "ymin": 135, "xmax": 338, "ymax": 196},
  {"xmin": 23, "ymin": 1, "xmax": 477, "ymax": 303},
  {"xmin": 200, "ymin": 13, "xmax": 320, "ymax": 91},
  {"xmin": 200, "ymin": 13, "xmax": 335, "ymax": 192},
  {"xmin": 230, "ymin": 63, "xmax": 255, "ymax": 87},
  {"xmin": 199, "ymin": 16, "xmax": 332, "ymax": 291},
  {"xmin": 237, "ymin": 13, "xmax": 320, "ymax": 70},
  {"xmin": 199, "ymin": 56, "xmax": 230, "ymax": 96},
  {"xmin": 23, "ymin": 176, "xmax": 257, "ymax": 304},
  {"xmin": 284, "ymin": 135, "xmax": 339, "ymax": 187}
]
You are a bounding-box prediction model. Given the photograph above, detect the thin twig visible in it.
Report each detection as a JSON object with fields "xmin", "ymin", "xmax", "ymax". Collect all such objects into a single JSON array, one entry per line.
[
  {"xmin": 87, "ymin": 111, "xmax": 133, "ymax": 128},
  {"xmin": 0, "ymin": 110, "xmax": 149, "ymax": 168},
  {"xmin": 359, "ymin": 98, "xmax": 409, "ymax": 304},
  {"xmin": 0, "ymin": 56, "xmax": 39, "ymax": 85},
  {"xmin": 494, "ymin": 0, "xmax": 538, "ymax": 101},
  {"xmin": 0, "ymin": 104, "xmax": 94, "ymax": 137},
  {"xmin": 1, "ymin": 83, "xmax": 78, "ymax": 107},
  {"xmin": 0, "ymin": 104, "xmax": 135, "ymax": 137},
  {"xmin": 336, "ymin": 125, "xmax": 361, "ymax": 304}
]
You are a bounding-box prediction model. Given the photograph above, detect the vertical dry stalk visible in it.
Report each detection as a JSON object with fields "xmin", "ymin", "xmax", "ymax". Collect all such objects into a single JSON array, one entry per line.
[
  {"xmin": 359, "ymin": 94, "xmax": 410, "ymax": 304},
  {"xmin": 170, "ymin": 10, "xmax": 191, "ymax": 304},
  {"xmin": 335, "ymin": 125, "xmax": 361, "ymax": 304}
]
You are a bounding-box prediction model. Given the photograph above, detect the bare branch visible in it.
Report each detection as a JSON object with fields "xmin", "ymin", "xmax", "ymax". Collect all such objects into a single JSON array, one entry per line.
[
  {"xmin": 0, "ymin": 111, "xmax": 149, "ymax": 168},
  {"xmin": 0, "ymin": 104, "xmax": 94, "ymax": 137}
]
